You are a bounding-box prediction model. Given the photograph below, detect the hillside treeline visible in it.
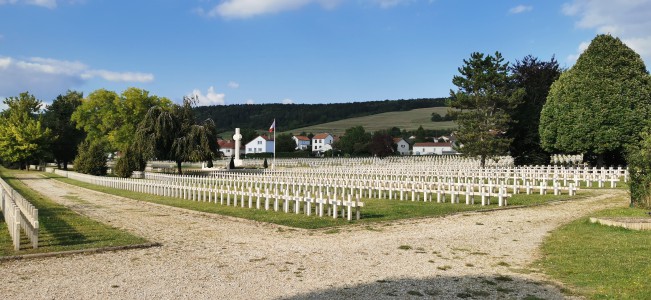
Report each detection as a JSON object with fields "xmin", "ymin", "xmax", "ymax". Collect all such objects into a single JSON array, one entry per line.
[{"xmin": 193, "ymin": 98, "xmax": 447, "ymax": 132}]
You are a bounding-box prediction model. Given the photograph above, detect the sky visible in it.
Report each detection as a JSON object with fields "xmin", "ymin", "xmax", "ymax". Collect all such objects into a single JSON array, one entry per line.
[{"xmin": 1, "ymin": 0, "xmax": 650, "ymax": 107}]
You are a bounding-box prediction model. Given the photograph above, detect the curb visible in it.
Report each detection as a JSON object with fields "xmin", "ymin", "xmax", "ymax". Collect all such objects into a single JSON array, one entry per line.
[{"xmin": 0, "ymin": 242, "xmax": 162, "ymax": 262}]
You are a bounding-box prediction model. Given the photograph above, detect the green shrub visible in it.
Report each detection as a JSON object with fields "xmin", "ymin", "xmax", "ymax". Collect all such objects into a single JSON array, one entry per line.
[
  {"xmin": 627, "ymin": 130, "xmax": 651, "ymax": 208},
  {"xmin": 74, "ymin": 139, "xmax": 108, "ymax": 176}
]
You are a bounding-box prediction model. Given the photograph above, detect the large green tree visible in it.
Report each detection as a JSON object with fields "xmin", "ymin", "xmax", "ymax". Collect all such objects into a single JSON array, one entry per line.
[
  {"xmin": 507, "ymin": 55, "xmax": 562, "ymax": 166},
  {"xmin": 275, "ymin": 133, "xmax": 296, "ymax": 152},
  {"xmin": 0, "ymin": 92, "xmax": 52, "ymax": 169},
  {"xmin": 336, "ymin": 126, "xmax": 371, "ymax": 156},
  {"xmin": 450, "ymin": 52, "xmax": 524, "ymax": 167},
  {"xmin": 71, "ymin": 87, "xmax": 173, "ymax": 152},
  {"xmin": 43, "ymin": 90, "xmax": 86, "ymax": 170},
  {"xmin": 133, "ymin": 96, "xmax": 219, "ymax": 174},
  {"xmin": 539, "ymin": 34, "xmax": 651, "ymax": 166}
]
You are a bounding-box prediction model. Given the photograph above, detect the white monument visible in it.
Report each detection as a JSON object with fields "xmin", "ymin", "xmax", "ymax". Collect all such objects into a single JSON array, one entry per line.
[{"xmin": 233, "ymin": 128, "xmax": 243, "ymax": 167}]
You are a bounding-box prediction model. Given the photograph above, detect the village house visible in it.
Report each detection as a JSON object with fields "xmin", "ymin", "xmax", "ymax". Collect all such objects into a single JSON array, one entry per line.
[
  {"xmin": 393, "ymin": 137, "xmax": 410, "ymax": 155},
  {"xmin": 412, "ymin": 142, "xmax": 455, "ymax": 155},
  {"xmin": 245, "ymin": 135, "xmax": 274, "ymax": 155},
  {"xmin": 217, "ymin": 139, "xmax": 243, "ymax": 157},
  {"xmin": 292, "ymin": 135, "xmax": 311, "ymax": 150},
  {"xmin": 312, "ymin": 133, "xmax": 334, "ymax": 153}
]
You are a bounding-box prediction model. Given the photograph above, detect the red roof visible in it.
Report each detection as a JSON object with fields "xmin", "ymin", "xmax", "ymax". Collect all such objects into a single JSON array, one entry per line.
[
  {"xmin": 393, "ymin": 137, "xmax": 405, "ymax": 143},
  {"xmin": 218, "ymin": 140, "xmax": 243, "ymax": 149},
  {"xmin": 313, "ymin": 133, "xmax": 331, "ymax": 139},
  {"xmin": 294, "ymin": 135, "xmax": 310, "ymax": 141},
  {"xmin": 260, "ymin": 135, "xmax": 274, "ymax": 141}
]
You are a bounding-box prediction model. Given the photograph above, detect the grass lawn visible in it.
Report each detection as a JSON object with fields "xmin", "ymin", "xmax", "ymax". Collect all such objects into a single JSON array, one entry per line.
[
  {"xmin": 0, "ymin": 168, "xmax": 149, "ymax": 257},
  {"xmin": 537, "ymin": 200, "xmax": 651, "ymax": 299},
  {"xmin": 45, "ymin": 172, "xmax": 590, "ymax": 230}
]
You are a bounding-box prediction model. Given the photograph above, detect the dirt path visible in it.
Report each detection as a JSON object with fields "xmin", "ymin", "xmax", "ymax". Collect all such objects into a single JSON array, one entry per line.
[{"xmin": 1, "ymin": 172, "xmax": 627, "ymax": 299}]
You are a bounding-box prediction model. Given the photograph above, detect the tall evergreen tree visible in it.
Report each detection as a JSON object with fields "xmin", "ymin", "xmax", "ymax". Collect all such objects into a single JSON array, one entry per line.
[
  {"xmin": 450, "ymin": 52, "xmax": 524, "ymax": 167},
  {"xmin": 539, "ymin": 34, "xmax": 651, "ymax": 166},
  {"xmin": 508, "ymin": 56, "xmax": 562, "ymax": 166},
  {"xmin": 43, "ymin": 90, "xmax": 86, "ymax": 170}
]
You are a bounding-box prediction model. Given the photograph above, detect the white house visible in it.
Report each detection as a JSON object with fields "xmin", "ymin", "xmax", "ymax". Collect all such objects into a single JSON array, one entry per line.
[
  {"xmin": 393, "ymin": 138, "xmax": 410, "ymax": 155},
  {"xmin": 292, "ymin": 135, "xmax": 311, "ymax": 150},
  {"xmin": 245, "ymin": 135, "xmax": 274, "ymax": 154},
  {"xmin": 412, "ymin": 142, "xmax": 454, "ymax": 155},
  {"xmin": 312, "ymin": 133, "xmax": 334, "ymax": 152},
  {"xmin": 218, "ymin": 140, "xmax": 243, "ymax": 157}
]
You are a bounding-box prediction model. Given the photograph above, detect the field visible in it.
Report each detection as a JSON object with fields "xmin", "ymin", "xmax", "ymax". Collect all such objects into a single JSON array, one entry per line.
[{"xmin": 284, "ymin": 107, "xmax": 456, "ymax": 136}]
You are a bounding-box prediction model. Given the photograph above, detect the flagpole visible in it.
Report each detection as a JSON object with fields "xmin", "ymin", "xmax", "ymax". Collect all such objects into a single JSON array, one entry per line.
[{"xmin": 273, "ymin": 119, "xmax": 276, "ymax": 169}]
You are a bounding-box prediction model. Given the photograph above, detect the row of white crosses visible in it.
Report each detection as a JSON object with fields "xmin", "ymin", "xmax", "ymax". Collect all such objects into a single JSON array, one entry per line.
[
  {"xmin": 51, "ymin": 169, "xmax": 364, "ymax": 221},
  {"xmin": 51, "ymin": 156, "xmax": 626, "ymax": 222}
]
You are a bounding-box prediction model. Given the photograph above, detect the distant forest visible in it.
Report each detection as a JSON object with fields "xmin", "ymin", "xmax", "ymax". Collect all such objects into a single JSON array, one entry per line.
[{"xmin": 193, "ymin": 97, "xmax": 448, "ymax": 133}]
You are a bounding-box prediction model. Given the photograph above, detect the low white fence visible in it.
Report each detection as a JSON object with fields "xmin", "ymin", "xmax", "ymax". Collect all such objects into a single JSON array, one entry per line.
[{"xmin": 0, "ymin": 177, "xmax": 39, "ymax": 251}]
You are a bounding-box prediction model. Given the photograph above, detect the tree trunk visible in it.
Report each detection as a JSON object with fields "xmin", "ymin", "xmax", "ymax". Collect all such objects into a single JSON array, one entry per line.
[
  {"xmin": 63, "ymin": 161, "xmax": 68, "ymax": 170},
  {"xmin": 597, "ymin": 154, "xmax": 604, "ymax": 168},
  {"xmin": 480, "ymin": 155, "xmax": 486, "ymax": 168},
  {"xmin": 176, "ymin": 160, "xmax": 183, "ymax": 175}
]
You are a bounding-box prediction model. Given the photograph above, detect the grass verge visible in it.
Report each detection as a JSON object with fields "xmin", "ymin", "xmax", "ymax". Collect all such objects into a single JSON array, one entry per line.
[
  {"xmin": 0, "ymin": 168, "xmax": 149, "ymax": 257},
  {"xmin": 44, "ymin": 171, "xmax": 590, "ymax": 230},
  {"xmin": 536, "ymin": 197, "xmax": 651, "ymax": 299}
]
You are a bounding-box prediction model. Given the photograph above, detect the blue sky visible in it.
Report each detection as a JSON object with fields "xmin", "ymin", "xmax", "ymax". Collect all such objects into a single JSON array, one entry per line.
[{"xmin": 1, "ymin": 0, "xmax": 650, "ymax": 106}]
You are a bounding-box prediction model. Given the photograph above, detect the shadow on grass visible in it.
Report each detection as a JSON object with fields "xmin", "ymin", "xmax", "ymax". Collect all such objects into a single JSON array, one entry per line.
[{"xmin": 281, "ymin": 275, "xmax": 568, "ymax": 300}]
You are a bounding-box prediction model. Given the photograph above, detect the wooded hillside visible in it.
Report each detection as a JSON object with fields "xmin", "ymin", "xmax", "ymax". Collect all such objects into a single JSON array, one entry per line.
[{"xmin": 193, "ymin": 98, "xmax": 447, "ymax": 133}]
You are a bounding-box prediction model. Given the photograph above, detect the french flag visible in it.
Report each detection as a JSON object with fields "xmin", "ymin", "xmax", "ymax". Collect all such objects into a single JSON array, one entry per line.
[{"xmin": 269, "ymin": 119, "xmax": 275, "ymax": 132}]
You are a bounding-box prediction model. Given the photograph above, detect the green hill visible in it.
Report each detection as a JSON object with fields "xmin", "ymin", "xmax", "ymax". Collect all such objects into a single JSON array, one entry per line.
[
  {"xmin": 194, "ymin": 98, "xmax": 448, "ymax": 133},
  {"xmin": 283, "ymin": 107, "xmax": 456, "ymax": 136}
]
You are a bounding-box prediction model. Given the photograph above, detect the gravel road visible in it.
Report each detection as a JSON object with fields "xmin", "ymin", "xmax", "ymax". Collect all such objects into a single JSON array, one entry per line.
[{"xmin": 0, "ymin": 172, "xmax": 627, "ymax": 299}]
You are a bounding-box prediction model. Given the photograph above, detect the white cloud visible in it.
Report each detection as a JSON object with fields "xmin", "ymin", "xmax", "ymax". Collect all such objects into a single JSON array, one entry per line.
[
  {"xmin": 245, "ymin": 99, "xmax": 255, "ymax": 104},
  {"xmin": 0, "ymin": 55, "xmax": 155, "ymax": 99},
  {"xmin": 509, "ymin": 5, "xmax": 532, "ymax": 14},
  {"xmin": 566, "ymin": 40, "xmax": 591, "ymax": 63},
  {"xmin": 82, "ymin": 70, "xmax": 154, "ymax": 82},
  {"xmin": 562, "ymin": 0, "xmax": 651, "ymax": 63},
  {"xmin": 0, "ymin": 0, "xmax": 57, "ymax": 8},
  {"xmin": 282, "ymin": 98, "xmax": 294, "ymax": 104},
  {"xmin": 228, "ymin": 81, "xmax": 240, "ymax": 89},
  {"xmin": 198, "ymin": 0, "xmax": 421, "ymax": 18},
  {"xmin": 370, "ymin": 0, "xmax": 414, "ymax": 9},
  {"xmin": 190, "ymin": 87, "xmax": 226, "ymax": 106}
]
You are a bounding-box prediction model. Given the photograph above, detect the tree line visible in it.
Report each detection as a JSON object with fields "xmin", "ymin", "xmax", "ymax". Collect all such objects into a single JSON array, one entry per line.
[
  {"xmin": 194, "ymin": 98, "xmax": 448, "ymax": 133},
  {"xmin": 449, "ymin": 34, "xmax": 651, "ymax": 208},
  {"xmin": 0, "ymin": 88, "xmax": 218, "ymax": 176}
]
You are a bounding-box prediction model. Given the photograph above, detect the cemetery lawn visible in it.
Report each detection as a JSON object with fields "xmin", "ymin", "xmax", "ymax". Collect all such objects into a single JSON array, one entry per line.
[
  {"xmin": 46, "ymin": 172, "xmax": 591, "ymax": 229},
  {"xmin": 0, "ymin": 168, "xmax": 149, "ymax": 257},
  {"xmin": 537, "ymin": 203, "xmax": 651, "ymax": 299}
]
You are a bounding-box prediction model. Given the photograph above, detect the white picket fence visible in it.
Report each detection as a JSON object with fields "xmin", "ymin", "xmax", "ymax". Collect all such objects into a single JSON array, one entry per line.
[{"xmin": 0, "ymin": 177, "xmax": 39, "ymax": 251}]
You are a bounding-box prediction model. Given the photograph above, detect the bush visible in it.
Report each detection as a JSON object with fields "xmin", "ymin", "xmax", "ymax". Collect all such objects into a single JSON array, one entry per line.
[
  {"xmin": 627, "ymin": 130, "xmax": 651, "ymax": 208},
  {"xmin": 74, "ymin": 140, "xmax": 108, "ymax": 176},
  {"xmin": 114, "ymin": 148, "xmax": 137, "ymax": 178}
]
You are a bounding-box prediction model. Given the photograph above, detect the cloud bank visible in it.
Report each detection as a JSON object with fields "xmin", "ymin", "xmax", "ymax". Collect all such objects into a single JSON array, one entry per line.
[
  {"xmin": 0, "ymin": 55, "xmax": 154, "ymax": 99},
  {"xmin": 198, "ymin": 0, "xmax": 418, "ymax": 19},
  {"xmin": 563, "ymin": 0, "xmax": 651, "ymax": 63},
  {"xmin": 0, "ymin": 0, "xmax": 57, "ymax": 9}
]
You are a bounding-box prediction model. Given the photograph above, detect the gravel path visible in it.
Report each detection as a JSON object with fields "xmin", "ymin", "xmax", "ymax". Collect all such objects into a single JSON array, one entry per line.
[{"xmin": 1, "ymin": 173, "xmax": 627, "ymax": 299}]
